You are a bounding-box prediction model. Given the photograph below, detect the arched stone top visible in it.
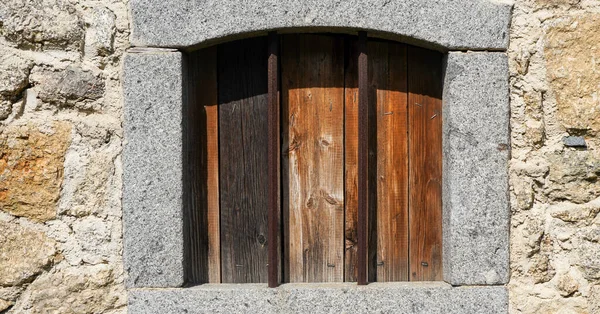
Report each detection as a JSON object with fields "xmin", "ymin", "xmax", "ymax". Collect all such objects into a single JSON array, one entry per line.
[{"xmin": 129, "ymin": 0, "xmax": 513, "ymax": 51}]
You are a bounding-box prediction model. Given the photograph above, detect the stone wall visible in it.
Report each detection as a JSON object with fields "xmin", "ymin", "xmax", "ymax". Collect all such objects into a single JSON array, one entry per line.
[
  {"xmin": 0, "ymin": 0, "xmax": 128, "ymax": 312},
  {"xmin": 508, "ymin": 0, "xmax": 600, "ymax": 313},
  {"xmin": 0, "ymin": 0, "xmax": 599, "ymax": 313}
]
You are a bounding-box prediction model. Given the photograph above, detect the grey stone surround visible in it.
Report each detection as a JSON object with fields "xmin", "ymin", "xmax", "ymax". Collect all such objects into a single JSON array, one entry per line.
[
  {"xmin": 129, "ymin": 283, "xmax": 507, "ymax": 314},
  {"xmin": 123, "ymin": 50, "xmax": 185, "ymax": 288},
  {"xmin": 129, "ymin": 0, "xmax": 512, "ymax": 50},
  {"xmin": 123, "ymin": 1, "xmax": 513, "ymax": 313}
]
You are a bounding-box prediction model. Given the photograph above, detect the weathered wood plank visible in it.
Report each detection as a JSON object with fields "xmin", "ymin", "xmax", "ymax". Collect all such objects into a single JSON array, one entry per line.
[
  {"xmin": 371, "ymin": 40, "xmax": 409, "ymax": 282},
  {"xmin": 345, "ymin": 39, "xmax": 409, "ymax": 282},
  {"xmin": 218, "ymin": 37, "xmax": 269, "ymax": 283},
  {"xmin": 407, "ymin": 45, "xmax": 443, "ymax": 282},
  {"xmin": 186, "ymin": 47, "xmax": 220, "ymax": 284},
  {"xmin": 267, "ymin": 32, "xmax": 281, "ymax": 288},
  {"xmin": 357, "ymin": 32, "xmax": 370, "ymax": 285},
  {"xmin": 343, "ymin": 37, "xmax": 359, "ymax": 282},
  {"xmin": 282, "ymin": 34, "xmax": 345, "ymax": 282}
]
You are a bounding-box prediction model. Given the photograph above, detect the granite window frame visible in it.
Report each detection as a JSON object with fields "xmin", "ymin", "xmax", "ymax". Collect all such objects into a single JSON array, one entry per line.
[{"xmin": 122, "ymin": 1, "xmax": 513, "ymax": 312}]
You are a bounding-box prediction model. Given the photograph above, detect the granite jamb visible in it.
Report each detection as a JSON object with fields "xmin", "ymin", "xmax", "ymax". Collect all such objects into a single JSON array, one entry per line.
[{"xmin": 123, "ymin": 1, "xmax": 512, "ymax": 312}]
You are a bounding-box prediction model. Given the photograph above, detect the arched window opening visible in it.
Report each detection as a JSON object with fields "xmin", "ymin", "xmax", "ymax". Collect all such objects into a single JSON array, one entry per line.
[{"xmin": 185, "ymin": 33, "xmax": 443, "ymax": 285}]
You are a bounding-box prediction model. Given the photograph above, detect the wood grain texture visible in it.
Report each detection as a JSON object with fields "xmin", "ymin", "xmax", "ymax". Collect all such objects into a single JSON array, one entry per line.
[
  {"xmin": 346, "ymin": 39, "xmax": 410, "ymax": 282},
  {"xmin": 371, "ymin": 41, "xmax": 409, "ymax": 282},
  {"xmin": 357, "ymin": 32, "xmax": 370, "ymax": 285},
  {"xmin": 407, "ymin": 45, "xmax": 443, "ymax": 282},
  {"xmin": 267, "ymin": 32, "xmax": 281, "ymax": 288},
  {"xmin": 218, "ymin": 37, "xmax": 269, "ymax": 283},
  {"xmin": 186, "ymin": 47, "xmax": 220, "ymax": 284},
  {"xmin": 343, "ymin": 38, "xmax": 359, "ymax": 282},
  {"xmin": 282, "ymin": 34, "xmax": 345, "ymax": 283}
]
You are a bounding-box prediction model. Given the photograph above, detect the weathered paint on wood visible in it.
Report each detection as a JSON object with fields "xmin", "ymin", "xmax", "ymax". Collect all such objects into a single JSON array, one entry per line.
[
  {"xmin": 281, "ymin": 34, "xmax": 345, "ymax": 283},
  {"xmin": 186, "ymin": 47, "xmax": 220, "ymax": 284},
  {"xmin": 371, "ymin": 40, "xmax": 409, "ymax": 282},
  {"xmin": 218, "ymin": 37, "xmax": 269, "ymax": 283},
  {"xmin": 407, "ymin": 45, "xmax": 443, "ymax": 281}
]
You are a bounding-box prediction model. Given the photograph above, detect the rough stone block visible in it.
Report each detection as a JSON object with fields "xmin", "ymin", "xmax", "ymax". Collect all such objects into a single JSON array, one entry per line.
[
  {"xmin": 442, "ymin": 52, "xmax": 510, "ymax": 285},
  {"xmin": 545, "ymin": 14, "xmax": 600, "ymax": 134},
  {"xmin": 0, "ymin": 221, "xmax": 56, "ymax": 286},
  {"xmin": 122, "ymin": 50, "xmax": 185, "ymax": 288},
  {"xmin": 129, "ymin": 283, "xmax": 508, "ymax": 314},
  {"xmin": 0, "ymin": 50, "xmax": 32, "ymax": 100},
  {"xmin": 129, "ymin": 0, "xmax": 512, "ymax": 50},
  {"xmin": 0, "ymin": 122, "xmax": 72, "ymax": 222},
  {"xmin": 7, "ymin": 264, "xmax": 126, "ymax": 313},
  {"xmin": 31, "ymin": 66, "xmax": 105, "ymax": 107},
  {"xmin": 0, "ymin": 0, "xmax": 84, "ymax": 50}
]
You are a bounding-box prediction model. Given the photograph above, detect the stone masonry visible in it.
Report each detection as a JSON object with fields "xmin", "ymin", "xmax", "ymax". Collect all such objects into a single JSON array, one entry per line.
[
  {"xmin": 508, "ymin": 1, "xmax": 600, "ymax": 313},
  {"xmin": 0, "ymin": 0, "xmax": 599, "ymax": 313},
  {"xmin": 0, "ymin": 0, "xmax": 128, "ymax": 312}
]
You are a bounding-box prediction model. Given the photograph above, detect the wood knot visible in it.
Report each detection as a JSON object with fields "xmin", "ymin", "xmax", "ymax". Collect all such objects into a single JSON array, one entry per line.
[
  {"xmin": 320, "ymin": 190, "xmax": 339, "ymax": 205},
  {"xmin": 285, "ymin": 137, "xmax": 302, "ymax": 155},
  {"xmin": 306, "ymin": 196, "xmax": 315, "ymax": 208},
  {"xmin": 257, "ymin": 234, "xmax": 266, "ymax": 245}
]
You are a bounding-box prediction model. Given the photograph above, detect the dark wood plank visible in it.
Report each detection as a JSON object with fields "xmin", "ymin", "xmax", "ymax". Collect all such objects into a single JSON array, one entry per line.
[
  {"xmin": 218, "ymin": 37, "xmax": 269, "ymax": 283},
  {"xmin": 369, "ymin": 40, "xmax": 409, "ymax": 282},
  {"xmin": 186, "ymin": 47, "xmax": 220, "ymax": 283},
  {"xmin": 408, "ymin": 45, "xmax": 443, "ymax": 281},
  {"xmin": 267, "ymin": 32, "xmax": 281, "ymax": 288},
  {"xmin": 282, "ymin": 34, "xmax": 345, "ymax": 282},
  {"xmin": 357, "ymin": 31, "xmax": 369, "ymax": 285}
]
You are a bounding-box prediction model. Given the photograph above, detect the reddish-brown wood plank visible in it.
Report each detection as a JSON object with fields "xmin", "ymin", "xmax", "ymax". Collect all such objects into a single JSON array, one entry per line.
[
  {"xmin": 187, "ymin": 47, "xmax": 220, "ymax": 284},
  {"xmin": 371, "ymin": 40, "xmax": 409, "ymax": 282},
  {"xmin": 282, "ymin": 34, "xmax": 345, "ymax": 282},
  {"xmin": 408, "ymin": 45, "xmax": 443, "ymax": 281},
  {"xmin": 343, "ymin": 37, "xmax": 359, "ymax": 282},
  {"xmin": 218, "ymin": 37, "xmax": 269, "ymax": 283},
  {"xmin": 346, "ymin": 38, "xmax": 409, "ymax": 282}
]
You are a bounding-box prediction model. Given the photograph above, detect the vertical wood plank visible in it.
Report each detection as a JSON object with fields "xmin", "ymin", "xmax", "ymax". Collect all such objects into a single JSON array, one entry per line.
[
  {"xmin": 371, "ymin": 41, "xmax": 409, "ymax": 282},
  {"xmin": 343, "ymin": 38, "xmax": 359, "ymax": 282},
  {"xmin": 282, "ymin": 34, "xmax": 345, "ymax": 282},
  {"xmin": 218, "ymin": 37, "xmax": 269, "ymax": 283},
  {"xmin": 349, "ymin": 37, "xmax": 409, "ymax": 283},
  {"xmin": 267, "ymin": 32, "xmax": 280, "ymax": 288},
  {"xmin": 357, "ymin": 31, "xmax": 369, "ymax": 285},
  {"xmin": 408, "ymin": 45, "xmax": 443, "ymax": 281},
  {"xmin": 187, "ymin": 47, "xmax": 220, "ymax": 283}
]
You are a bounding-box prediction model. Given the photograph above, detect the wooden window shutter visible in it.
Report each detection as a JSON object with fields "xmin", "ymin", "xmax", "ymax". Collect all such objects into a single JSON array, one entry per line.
[{"xmin": 187, "ymin": 33, "xmax": 443, "ymax": 285}]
